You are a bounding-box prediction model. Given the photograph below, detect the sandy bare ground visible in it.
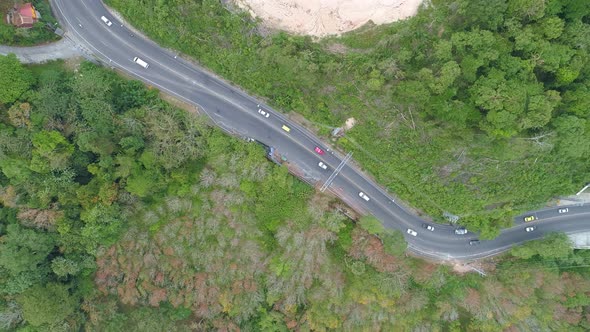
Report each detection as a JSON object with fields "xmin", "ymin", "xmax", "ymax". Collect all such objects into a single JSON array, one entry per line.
[
  {"xmin": 0, "ymin": 37, "xmax": 82, "ymax": 63},
  {"xmin": 233, "ymin": 0, "xmax": 423, "ymax": 37}
]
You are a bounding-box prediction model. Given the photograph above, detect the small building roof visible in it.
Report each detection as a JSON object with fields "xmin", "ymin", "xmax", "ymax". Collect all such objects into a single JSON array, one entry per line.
[
  {"xmin": 10, "ymin": 3, "xmax": 38, "ymax": 28},
  {"xmin": 18, "ymin": 3, "xmax": 37, "ymax": 19}
]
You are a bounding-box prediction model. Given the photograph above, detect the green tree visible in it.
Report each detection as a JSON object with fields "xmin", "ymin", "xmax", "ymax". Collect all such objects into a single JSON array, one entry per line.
[
  {"xmin": 0, "ymin": 24, "xmax": 15, "ymax": 44},
  {"xmin": 507, "ymin": 0, "xmax": 546, "ymax": 21},
  {"xmin": 51, "ymin": 257, "xmax": 81, "ymax": 278},
  {"xmin": 0, "ymin": 54, "xmax": 34, "ymax": 104},
  {"xmin": 539, "ymin": 16, "xmax": 565, "ymax": 40},
  {"xmin": 0, "ymin": 224, "xmax": 55, "ymax": 276},
  {"xmin": 381, "ymin": 230, "xmax": 407, "ymax": 256},
  {"xmin": 16, "ymin": 283, "xmax": 77, "ymax": 327},
  {"xmin": 457, "ymin": 0, "xmax": 508, "ymax": 31},
  {"xmin": 30, "ymin": 130, "xmax": 74, "ymax": 173},
  {"xmin": 511, "ymin": 232, "xmax": 572, "ymax": 260},
  {"xmin": 553, "ymin": 115, "xmax": 590, "ymax": 159},
  {"xmin": 358, "ymin": 216, "xmax": 385, "ymax": 235},
  {"xmin": 561, "ymin": 84, "xmax": 590, "ymax": 118}
]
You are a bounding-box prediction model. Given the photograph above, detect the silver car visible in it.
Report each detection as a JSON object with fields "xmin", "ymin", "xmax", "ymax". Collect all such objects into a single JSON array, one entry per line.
[{"xmin": 455, "ymin": 227, "xmax": 467, "ymax": 235}]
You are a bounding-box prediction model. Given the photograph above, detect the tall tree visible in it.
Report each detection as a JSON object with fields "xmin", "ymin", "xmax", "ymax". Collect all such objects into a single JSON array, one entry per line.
[
  {"xmin": 16, "ymin": 283, "xmax": 77, "ymax": 327},
  {"xmin": 0, "ymin": 54, "xmax": 34, "ymax": 104}
]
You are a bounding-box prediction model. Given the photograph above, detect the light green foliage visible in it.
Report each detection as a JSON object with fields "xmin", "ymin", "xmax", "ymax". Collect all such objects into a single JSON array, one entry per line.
[
  {"xmin": 51, "ymin": 257, "xmax": 81, "ymax": 277},
  {"xmin": 30, "ymin": 130, "xmax": 74, "ymax": 173},
  {"xmin": 16, "ymin": 283, "xmax": 77, "ymax": 327},
  {"xmin": 540, "ymin": 16, "xmax": 565, "ymax": 39},
  {"xmin": 257, "ymin": 308, "xmax": 289, "ymax": 332},
  {"xmin": 0, "ymin": 54, "xmax": 34, "ymax": 104},
  {"xmin": 381, "ymin": 230, "xmax": 407, "ymax": 256},
  {"xmin": 511, "ymin": 232, "xmax": 573, "ymax": 260},
  {"xmin": 358, "ymin": 216, "xmax": 385, "ymax": 235}
]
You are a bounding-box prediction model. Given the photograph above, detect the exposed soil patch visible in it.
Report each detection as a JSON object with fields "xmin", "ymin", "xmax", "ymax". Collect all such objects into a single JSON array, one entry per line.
[{"xmin": 233, "ymin": 0, "xmax": 424, "ymax": 37}]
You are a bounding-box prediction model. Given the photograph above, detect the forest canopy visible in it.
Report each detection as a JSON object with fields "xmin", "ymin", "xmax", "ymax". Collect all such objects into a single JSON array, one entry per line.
[
  {"xmin": 0, "ymin": 54, "xmax": 588, "ymax": 331},
  {"xmin": 1, "ymin": 0, "xmax": 590, "ymax": 329}
]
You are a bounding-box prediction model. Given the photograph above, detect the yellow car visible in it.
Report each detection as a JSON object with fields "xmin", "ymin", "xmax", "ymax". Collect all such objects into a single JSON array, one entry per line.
[
  {"xmin": 282, "ymin": 125, "xmax": 290, "ymax": 132},
  {"xmin": 523, "ymin": 215, "xmax": 537, "ymax": 222}
]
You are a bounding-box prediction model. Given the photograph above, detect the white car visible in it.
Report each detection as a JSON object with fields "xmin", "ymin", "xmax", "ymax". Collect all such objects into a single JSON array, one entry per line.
[
  {"xmin": 558, "ymin": 208, "xmax": 569, "ymax": 214},
  {"xmin": 101, "ymin": 16, "xmax": 113, "ymax": 26},
  {"xmin": 358, "ymin": 192, "xmax": 370, "ymax": 201},
  {"xmin": 318, "ymin": 162, "xmax": 327, "ymax": 170},
  {"xmin": 422, "ymin": 224, "xmax": 434, "ymax": 231},
  {"xmin": 525, "ymin": 226, "xmax": 536, "ymax": 232},
  {"xmin": 257, "ymin": 109, "xmax": 270, "ymax": 118},
  {"xmin": 407, "ymin": 228, "xmax": 418, "ymax": 237}
]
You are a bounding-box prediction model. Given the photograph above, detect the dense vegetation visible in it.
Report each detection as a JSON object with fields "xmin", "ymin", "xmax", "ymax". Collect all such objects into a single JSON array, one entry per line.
[
  {"xmin": 105, "ymin": 0, "xmax": 590, "ymax": 236},
  {"xmin": 1, "ymin": 55, "xmax": 590, "ymax": 331},
  {"xmin": 0, "ymin": 0, "xmax": 60, "ymax": 46}
]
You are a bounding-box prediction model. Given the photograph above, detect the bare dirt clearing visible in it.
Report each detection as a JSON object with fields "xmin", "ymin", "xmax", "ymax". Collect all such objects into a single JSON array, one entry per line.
[{"xmin": 233, "ymin": 0, "xmax": 423, "ymax": 37}]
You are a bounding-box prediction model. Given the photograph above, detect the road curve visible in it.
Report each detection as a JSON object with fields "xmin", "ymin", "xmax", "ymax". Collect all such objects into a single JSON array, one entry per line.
[{"xmin": 48, "ymin": 0, "xmax": 590, "ymax": 261}]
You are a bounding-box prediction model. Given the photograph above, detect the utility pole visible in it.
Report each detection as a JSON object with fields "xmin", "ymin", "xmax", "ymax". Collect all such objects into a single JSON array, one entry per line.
[{"xmin": 320, "ymin": 152, "xmax": 352, "ymax": 192}]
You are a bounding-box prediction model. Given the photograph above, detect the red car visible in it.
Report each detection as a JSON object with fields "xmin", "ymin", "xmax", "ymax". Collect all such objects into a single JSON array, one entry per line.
[{"xmin": 314, "ymin": 146, "xmax": 325, "ymax": 155}]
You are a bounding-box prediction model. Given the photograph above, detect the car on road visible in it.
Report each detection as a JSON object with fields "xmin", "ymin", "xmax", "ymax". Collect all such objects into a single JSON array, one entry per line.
[
  {"xmin": 281, "ymin": 125, "xmax": 290, "ymax": 132},
  {"xmin": 101, "ymin": 16, "xmax": 113, "ymax": 26},
  {"xmin": 558, "ymin": 208, "xmax": 569, "ymax": 214},
  {"xmin": 407, "ymin": 228, "xmax": 418, "ymax": 237},
  {"xmin": 257, "ymin": 108, "xmax": 270, "ymax": 118},
  {"xmin": 358, "ymin": 192, "xmax": 370, "ymax": 201},
  {"xmin": 318, "ymin": 162, "xmax": 327, "ymax": 170},
  {"xmin": 469, "ymin": 239, "xmax": 480, "ymax": 245},
  {"xmin": 523, "ymin": 215, "xmax": 537, "ymax": 222},
  {"xmin": 525, "ymin": 226, "xmax": 536, "ymax": 232},
  {"xmin": 133, "ymin": 57, "xmax": 149, "ymax": 69},
  {"xmin": 422, "ymin": 224, "xmax": 434, "ymax": 231},
  {"xmin": 454, "ymin": 227, "xmax": 467, "ymax": 235},
  {"xmin": 314, "ymin": 146, "xmax": 325, "ymax": 155}
]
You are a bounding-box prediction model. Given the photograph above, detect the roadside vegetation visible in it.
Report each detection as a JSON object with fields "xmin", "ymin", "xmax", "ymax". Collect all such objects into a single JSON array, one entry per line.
[
  {"xmin": 105, "ymin": 0, "xmax": 590, "ymax": 236},
  {"xmin": 1, "ymin": 55, "xmax": 590, "ymax": 331},
  {"xmin": 0, "ymin": 0, "xmax": 60, "ymax": 46}
]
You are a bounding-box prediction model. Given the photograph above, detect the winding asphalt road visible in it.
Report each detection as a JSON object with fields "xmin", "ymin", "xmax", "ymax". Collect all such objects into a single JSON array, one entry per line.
[{"xmin": 46, "ymin": 0, "xmax": 590, "ymax": 261}]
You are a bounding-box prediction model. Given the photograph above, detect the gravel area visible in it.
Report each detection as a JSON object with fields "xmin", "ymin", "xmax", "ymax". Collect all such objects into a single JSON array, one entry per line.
[{"xmin": 0, "ymin": 37, "xmax": 83, "ymax": 63}]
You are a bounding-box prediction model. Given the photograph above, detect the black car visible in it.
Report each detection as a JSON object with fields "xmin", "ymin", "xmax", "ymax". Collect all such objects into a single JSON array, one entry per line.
[{"xmin": 469, "ymin": 239, "xmax": 480, "ymax": 246}]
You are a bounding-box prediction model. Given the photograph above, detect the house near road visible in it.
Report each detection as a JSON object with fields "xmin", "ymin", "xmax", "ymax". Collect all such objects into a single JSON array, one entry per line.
[{"xmin": 7, "ymin": 2, "xmax": 40, "ymax": 28}]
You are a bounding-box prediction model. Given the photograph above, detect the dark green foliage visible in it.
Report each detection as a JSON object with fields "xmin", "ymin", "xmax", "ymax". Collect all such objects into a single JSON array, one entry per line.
[{"xmin": 0, "ymin": 223, "xmax": 55, "ymax": 295}]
